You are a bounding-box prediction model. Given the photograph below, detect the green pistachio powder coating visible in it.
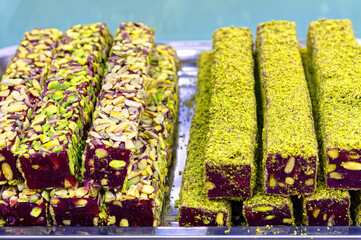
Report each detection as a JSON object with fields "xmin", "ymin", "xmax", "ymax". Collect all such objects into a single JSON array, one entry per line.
[
  {"xmin": 244, "ymin": 21, "xmax": 305, "ymax": 219},
  {"xmin": 206, "ymin": 27, "xmax": 257, "ymax": 169},
  {"xmin": 257, "ymin": 21, "xmax": 317, "ymax": 160},
  {"xmin": 302, "ymin": 19, "xmax": 355, "ymax": 224},
  {"xmin": 179, "ymin": 51, "xmax": 231, "ymax": 223},
  {"xmin": 309, "ymin": 19, "xmax": 361, "ymax": 152}
]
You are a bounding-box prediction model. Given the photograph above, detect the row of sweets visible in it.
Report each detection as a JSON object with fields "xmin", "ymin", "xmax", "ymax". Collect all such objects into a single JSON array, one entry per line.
[
  {"xmin": 179, "ymin": 19, "xmax": 361, "ymax": 226},
  {"xmin": 0, "ymin": 23, "xmax": 179, "ymax": 226}
]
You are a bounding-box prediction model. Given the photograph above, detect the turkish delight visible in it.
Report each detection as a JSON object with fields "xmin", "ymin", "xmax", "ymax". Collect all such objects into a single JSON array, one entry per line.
[
  {"xmin": 103, "ymin": 45, "xmax": 179, "ymax": 227},
  {"xmin": 0, "ymin": 182, "xmax": 49, "ymax": 226},
  {"xmin": 179, "ymin": 51, "xmax": 231, "ymax": 226},
  {"xmin": 82, "ymin": 23, "xmax": 154, "ymax": 189},
  {"xmin": 256, "ymin": 21, "xmax": 318, "ymax": 195},
  {"xmin": 18, "ymin": 23, "xmax": 112, "ymax": 189},
  {"xmin": 0, "ymin": 28, "xmax": 62, "ymax": 184},
  {"xmin": 205, "ymin": 26, "xmax": 257, "ymax": 199}
]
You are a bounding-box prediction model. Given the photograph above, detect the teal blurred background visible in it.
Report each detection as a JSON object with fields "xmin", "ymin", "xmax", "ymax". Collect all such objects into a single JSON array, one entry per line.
[{"xmin": 0, "ymin": 0, "xmax": 360, "ymax": 48}]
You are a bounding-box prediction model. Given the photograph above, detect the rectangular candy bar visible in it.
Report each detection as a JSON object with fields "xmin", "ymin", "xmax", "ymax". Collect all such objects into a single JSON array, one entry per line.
[
  {"xmin": 300, "ymin": 24, "xmax": 352, "ymax": 226},
  {"xmin": 204, "ymin": 27, "xmax": 257, "ymax": 199},
  {"xmin": 242, "ymin": 188, "xmax": 294, "ymax": 226},
  {"xmin": 302, "ymin": 183, "xmax": 350, "ymax": 226},
  {"xmin": 102, "ymin": 45, "xmax": 179, "ymax": 227},
  {"xmin": 256, "ymin": 21, "xmax": 318, "ymax": 195},
  {"xmin": 307, "ymin": 19, "xmax": 361, "ymax": 190},
  {"xmin": 49, "ymin": 183, "xmax": 101, "ymax": 226},
  {"xmin": 82, "ymin": 23, "xmax": 154, "ymax": 190},
  {"xmin": 0, "ymin": 182, "xmax": 49, "ymax": 226},
  {"xmin": 179, "ymin": 51, "xmax": 231, "ymax": 227},
  {"xmin": 18, "ymin": 23, "xmax": 112, "ymax": 189},
  {"xmin": 0, "ymin": 28, "xmax": 62, "ymax": 184}
]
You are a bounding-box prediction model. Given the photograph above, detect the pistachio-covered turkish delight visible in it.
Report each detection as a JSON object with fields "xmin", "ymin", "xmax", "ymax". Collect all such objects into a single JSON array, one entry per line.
[
  {"xmin": 103, "ymin": 45, "xmax": 178, "ymax": 227},
  {"xmin": 307, "ymin": 19, "xmax": 361, "ymax": 190},
  {"xmin": 257, "ymin": 21, "xmax": 318, "ymax": 195},
  {"xmin": 0, "ymin": 182, "xmax": 49, "ymax": 226},
  {"xmin": 179, "ymin": 51, "xmax": 231, "ymax": 227},
  {"xmin": 18, "ymin": 23, "xmax": 112, "ymax": 189},
  {"xmin": 83, "ymin": 23, "xmax": 154, "ymax": 190},
  {"xmin": 0, "ymin": 28, "xmax": 62, "ymax": 184},
  {"xmin": 302, "ymin": 182, "xmax": 350, "ymax": 226},
  {"xmin": 301, "ymin": 20, "xmax": 352, "ymax": 226},
  {"xmin": 49, "ymin": 182, "xmax": 101, "ymax": 226},
  {"xmin": 204, "ymin": 27, "xmax": 257, "ymax": 199},
  {"xmin": 242, "ymin": 188, "xmax": 294, "ymax": 226}
]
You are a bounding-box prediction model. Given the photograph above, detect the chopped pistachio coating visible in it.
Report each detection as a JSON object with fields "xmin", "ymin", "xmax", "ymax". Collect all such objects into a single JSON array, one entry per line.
[
  {"xmin": 83, "ymin": 22, "xmax": 154, "ymax": 190},
  {"xmin": 49, "ymin": 182, "xmax": 101, "ymax": 226},
  {"xmin": 205, "ymin": 26, "xmax": 257, "ymax": 199},
  {"xmin": 243, "ymin": 188, "xmax": 295, "ymax": 226},
  {"xmin": 256, "ymin": 21, "xmax": 318, "ymax": 196},
  {"xmin": 102, "ymin": 45, "xmax": 179, "ymax": 227},
  {"xmin": 18, "ymin": 23, "xmax": 112, "ymax": 189},
  {"xmin": 307, "ymin": 19, "xmax": 361, "ymax": 190},
  {"xmin": 0, "ymin": 182, "xmax": 49, "ymax": 226},
  {"xmin": 179, "ymin": 51, "xmax": 231, "ymax": 227},
  {"xmin": 302, "ymin": 24, "xmax": 351, "ymax": 226},
  {"xmin": 0, "ymin": 28, "xmax": 62, "ymax": 184}
]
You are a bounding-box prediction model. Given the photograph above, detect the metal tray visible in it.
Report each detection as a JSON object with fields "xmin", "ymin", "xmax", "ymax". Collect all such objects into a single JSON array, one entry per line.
[{"xmin": 1, "ymin": 41, "xmax": 361, "ymax": 239}]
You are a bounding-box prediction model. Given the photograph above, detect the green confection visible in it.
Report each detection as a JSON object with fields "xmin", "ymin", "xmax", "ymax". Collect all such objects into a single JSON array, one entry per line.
[
  {"xmin": 17, "ymin": 23, "xmax": 112, "ymax": 189},
  {"xmin": 0, "ymin": 28, "xmax": 63, "ymax": 185},
  {"xmin": 307, "ymin": 19, "xmax": 361, "ymax": 190},
  {"xmin": 102, "ymin": 45, "xmax": 179, "ymax": 227},
  {"xmin": 205, "ymin": 26, "xmax": 257, "ymax": 199},
  {"xmin": 301, "ymin": 19, "xmax": 354, "ymax": 225},
  {"xmin": 179, "ymin": 51, "xmax": 231, "ymax": 227},
  {"xmin": 257, "ymin": 20, "xmax": 318, "ymax": 196},
  {"xmin": 242, "ymin": 186, "xmax": 295, "ymax": 226}
]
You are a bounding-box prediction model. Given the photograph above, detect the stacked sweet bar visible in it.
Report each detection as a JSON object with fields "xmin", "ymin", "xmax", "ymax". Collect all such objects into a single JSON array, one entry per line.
[
  {"xmin": 82, "ymin": 23, "xmax": 154, "ymax": 190},
  {"xmin": 308, "ymin": 19, "xmax": 361, "ymax": 190},
  {"xmin": 49, "ymin": 183, "xmax": 101, "ymax": 226},
  {"xmin": 301, "ymin": 19, "xmax": 356, "ymax": 226},
  {"xmin": 243, "ymin": 21, "xmax": 308, "ymax": 226},
  {"xmin": 17, "ymin": 23, "xmax": 112, "ymax": 189},
  {"xmin": 257, "ymin": 21, "xmax": 318, "ymax": 195},
  {"xmin": 242, "ymin": 189, "xmax": 294, "ymax": 226},
  {"xmin": 0, "ymin": 182, "xmax": 49, "ymax": 226},
  {"xmin": 0, "ymin": 29, "xmax": 62, "ymax": 184},
  {"xmin": 204, "ymin": 27, "xmax": 257, "ymax": 199},
  {"xmin": 178, "ymin": 51, "xmax": 231, "ymax": 226},
  {"xmin": 103, "ymin": 45, "xmax": 179, "ymax": 227}
]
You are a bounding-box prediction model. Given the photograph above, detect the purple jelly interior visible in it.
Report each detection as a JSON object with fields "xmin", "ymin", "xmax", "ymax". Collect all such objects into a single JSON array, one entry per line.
[
  {"xmin": 206, "ymin": 164, "xmax": 252, "ymax": 198},
  {"xmin": 84, "ymin": 143, "xmax": 131, "ymax": 189},
  {"xmin": 106, "ymin": 199, "xmax": 154, "ymax": 226},
  {"xmin": 0, "ymin": 147, "xmax": 20, "ymax": 182},
  {"xmin": 244, "ymin": 203, "xmax": 293, "ymax": 226},
  {"xmin": 51, "ymin": 197, "xmax": 100, "ymax": 226},
  {"xmin": 265, "ymin": 154, "xmax": 317, "ymax": 195},
  {"xmin": 19, "ymin": 150, "xmax": 76, "ymax": 189},
  {"xmin": 305, "ymin": 198, "xmax": 350, "ymax": 226},
  {"xmin": 179, "ymin": 206, "xmax": 228, "ymax": 227},
  {"xmin": 0, "ymin": 200, "xmax": 47, "ymax": 226},
  {"xmin": 327, "ymin": 149, "xmax": 361, "ymax": 189}
]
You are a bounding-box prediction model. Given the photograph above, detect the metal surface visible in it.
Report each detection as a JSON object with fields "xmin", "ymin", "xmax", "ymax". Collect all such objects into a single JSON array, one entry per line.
[{"xmin": 1, "ymin": 41, "xmax": 361, "ymax": 239}]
